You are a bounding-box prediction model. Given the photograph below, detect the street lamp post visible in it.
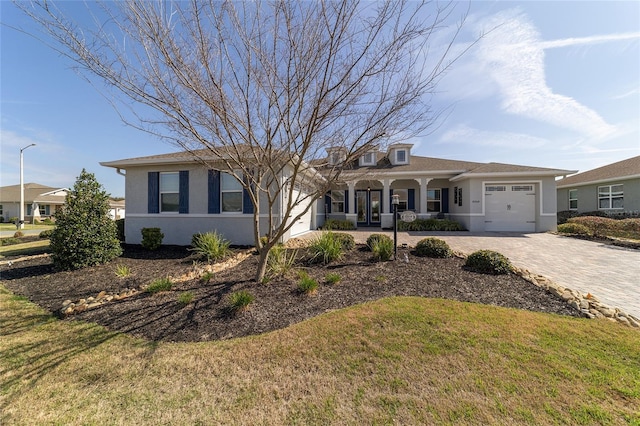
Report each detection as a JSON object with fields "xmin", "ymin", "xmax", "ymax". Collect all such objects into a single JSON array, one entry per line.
[
  {"xmin": 19, "ymin": 144, "xmax": 36, "ymax": 230},
  {"xmin": 392, "ymin": 194, "xmax": 399, "ymax": 260}
]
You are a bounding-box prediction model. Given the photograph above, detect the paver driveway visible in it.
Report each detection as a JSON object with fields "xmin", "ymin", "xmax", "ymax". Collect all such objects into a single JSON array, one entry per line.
[{"xmin": 302, "ymin": 230, "xmax": 640, "ymax": 318}]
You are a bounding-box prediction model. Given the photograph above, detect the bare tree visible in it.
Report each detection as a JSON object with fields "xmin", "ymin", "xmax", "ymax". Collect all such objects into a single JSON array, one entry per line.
[{"xmin": 15, "ymin": 0, "xmax": 469, "ymax": 281}]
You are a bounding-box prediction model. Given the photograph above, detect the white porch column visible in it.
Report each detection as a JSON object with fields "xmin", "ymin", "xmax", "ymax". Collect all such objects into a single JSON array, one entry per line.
[
  {"xmin": 420, "ymin": 178, "xmax": 432, "ymax": 217},
  {"xmin": 383, "ymin": 179, "xmax": 391, "ymax": 213},
  {"xmin": 346, "ymin": 181, "xmax": 358, "ymax": 227}
]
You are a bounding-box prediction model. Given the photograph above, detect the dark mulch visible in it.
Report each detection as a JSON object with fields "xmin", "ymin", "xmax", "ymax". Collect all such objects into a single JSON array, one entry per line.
[{"xmin": 1, "ymin": 244, "xmax": 579, "ymax": 342}]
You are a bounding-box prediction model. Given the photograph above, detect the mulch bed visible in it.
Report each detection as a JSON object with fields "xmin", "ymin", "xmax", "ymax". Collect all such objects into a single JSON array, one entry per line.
[{"xmin": 0, "ymin": 244, "xmax": 579, "ymax": 342}]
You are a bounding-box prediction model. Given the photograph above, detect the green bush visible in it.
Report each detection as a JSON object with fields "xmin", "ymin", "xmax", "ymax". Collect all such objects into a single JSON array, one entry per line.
[
  {"xmin": 141, "ymin": 228, "xmax": 164, "ymax": 251},
  {"xmin": 397, "ymin": 218, "xmax": 465, "ymax": 231},
  {"xmin": 177, "ymin": 291, "xmax": 194, "ymax": 306},
  {"xmin": 39, "ymin": 229, "xmax": 54, "ymax": 239},
  {"xmin": 465, "ymin": 250, "xmax": 512, "ymax": 275},
  {"xmin": 309, "ymin": 232, "xmax": 343, "ymax": 264},
  {"xmin": 115, "ymin": 219, "xmax": 125, "ymax": 242},
  {"xmin": 334, "ymin": 232, "xmax": 355, "ymax": 251},
  {"xmin": 146, "ymin": 277, "xmax": 173, "ymax": 294},
  {"xmin": 8, "ymin": 217, "xmax": 18, "ymax": 225},
  {"xmin": 322, "ymin": 218, "xmax": 356, "ymax": 230},
  {"xmin": 115, "ymin": 264, "xmax": 131, "ymax": 278},
  {"xmin": 370, "ymin": 235, "xmax": 394, "ymax": 261},
  {"xmin": 0, "ymin": 237, "xmax": 20, "ymax": 246},
  {"xmin": 415, "ymin": 237, "xmax": 452, "ymax": 258},
  {"xmin": 557, "ymin": 223, "xmax": 591, "ymax": 236},
  {"xmin": 42, "ymin": 218, "xmax": 54, "ymax": 225},
  {"xmin": 366, "ymin": 233, "xmax": 391, "ymax": 251},
  {"xmin": 267, "ymin": 244, "xmax": 298, "ymax": 277},
  {"xmin": 0, "ymin": 216, "xmax": 4, "ymax": 223},
  {"xmin": 191, "ymin": 231, "xmax": 230, "ymax": 262},
  {"xmin": 229, "ymin": 290, "xmax": 255, "ymax": 312},
  {"xmin": 49, "ymin": 170, "xmax": 122, "ymax": 271},
  {"xmin": 297, "ymin": 271, "xmax": 318, "ymax": 295},
  {"xmin": 325, "ymin": 272, "xmax": 341, "ymax": 285}
]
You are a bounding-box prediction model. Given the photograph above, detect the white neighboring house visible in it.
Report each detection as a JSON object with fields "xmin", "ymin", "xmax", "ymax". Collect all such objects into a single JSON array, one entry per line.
[
  {"xmin": 108, "ymin": 199, "xmax": 126, "ymax": 220},
  {"xmin": 0, "ymin": 183, "xmax": 68, "ymax": 223},
  {"xmin": 101, "ymin": 145, "xmax": 576, "ymax": 246}
]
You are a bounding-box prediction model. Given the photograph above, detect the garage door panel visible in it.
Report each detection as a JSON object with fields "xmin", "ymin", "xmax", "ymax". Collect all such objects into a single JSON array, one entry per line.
[{"xmin": 485, "ymin": 184, "xmax": 535, "ymax": 232}]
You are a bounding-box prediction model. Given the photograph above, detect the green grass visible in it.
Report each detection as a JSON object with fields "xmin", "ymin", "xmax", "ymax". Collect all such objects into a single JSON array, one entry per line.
[
  {"xmin": 0, "ymin": 239, "xmax": 50, "ymax": 258},
  {"xmin": 146, "ymin": 277, "xmax": 172, "ymax": 294},
  {"xmin": 1, "ymin": 284, "xmax": 639, "ymax": 425},
  {"xmin": 0, "ymin": 224, "xmax": 53, "ymax": 231}
]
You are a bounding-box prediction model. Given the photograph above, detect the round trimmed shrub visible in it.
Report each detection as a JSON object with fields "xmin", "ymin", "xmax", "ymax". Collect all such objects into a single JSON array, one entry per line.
[
  {"xmin": 465, "ymin": 250, "xmax": 512, "ymax": 275},
  {"xmin": 415, "ymin": 237, "xmax": 452, "ymax": 258},
  {"xmin": 557, "ymin": 222, "xmax": 591, "ymax": 236},
  {"xmin": 141, "ymin": 227, "xmax": 164, "ymax": 250},
  {"xmin": 334, "ymin": 233, "xmax": 355, "ymax": 251},
  {"xmin": 366, "ymin": 233, "xmax": 392, "ymax": 251},
  {"xmin": 39, "ymin": 229, "xmax": 54, "ymax": 239}
]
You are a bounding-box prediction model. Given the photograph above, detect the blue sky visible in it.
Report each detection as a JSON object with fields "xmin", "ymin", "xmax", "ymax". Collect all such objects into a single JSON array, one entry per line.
[{"xmin": 2, "ymin": 1, "xmax": 639, "ymax": 198}]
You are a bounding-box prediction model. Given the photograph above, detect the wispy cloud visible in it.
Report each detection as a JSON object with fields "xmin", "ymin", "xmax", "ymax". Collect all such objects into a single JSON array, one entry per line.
[
  {"xmin": 439, "ymin": 123, "xmax": 549, "ymax": 148},
  {"xmin": 538, "ymin": 32, "xmax": 640, "ymax": 49},
  {"xmin": 472, "ymin": 9, "xmax": 620, "ymax": 139}
]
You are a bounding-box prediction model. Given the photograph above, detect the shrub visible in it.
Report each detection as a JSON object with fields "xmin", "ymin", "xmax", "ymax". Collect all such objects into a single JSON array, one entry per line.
[
  {"xmin": 415, "ymin": 237, "xmax": 452, "ymax": 258},
  {"xmin": 297, "ymin": 271, "xmax": 318, "ymax": 295},
  {"xmin": 13, "ymin": 231, "xmax": 24, "ymax": 238},
  {"xmin": 141, "ymin": 228, "xmax": 164, "ymax": 250},
  {"xmin": 465, "ymin": 250, "xmax": 512, "ymax": 275},
  {"xmin": 39, "ymin": 229, "xmax": 54, "ymax": 239},
  {"xmin": 191, "ymin": 231, "xmax": 230, "ymax": 262},
  {"xmin": 334, "ymin": 232, "xmax": 355, "ymax": 251},
  {"xmin": 147, "ymin": 277, "xmax": 173, "ymax": 294},
  {"xmin": 115, "ymin": 219, "xmax": 125, "ymax": 242},
  {"xmin": 0, "ymin": 216, "xmax": 4, "ymax": 223},
  {"xmin": 325, "ymin": 272, "xmax": 341, "ymax": 285},
  {"xmin": 370, "ymin": 235, "xmax": 394, "ymax": 261},
  {"xmin": 267, "ymin": 244, "xmax": 298, "ymax": 277},
  {"xmin": 557, "ymin": 223, "xmax": 591, "ymax": 236},
  {"xmin": 8, "ymin": 217, "xmax": 18, "ymax": 225},
  {"xmin": 49, "ymin": 170, "xmax": 122, "ymax": 271},
  {"xmin": 42, "ymin": 218, "xmax": 54, "ymax": 225},
  {"xmin": 229, "ymin": 290, "xmax": 255, "ymax": 312},
  {"xmin": 397, "ymin": 218, "xmax": 465, "ymax": 231},
  {"xmin": 366, "ymin": 233, "xmax": 391, "ymax": 251},
  {"xmin": 309, "ymin": 232, "xmax": 343, "ymax": 264},
  {"xmin": 0, "ymin": 238, "xmax": 20, "ymax": 246},
  {"xmin": 177, "ymin": 291, "xmax": 194, "ymax": 306},
  {"xmin": 322, "ymin": 218, "xmax": 356, "ymax": 230},
  {"xmin": 200, "ymin": 271, "xmax": 214, "ymax": 283},
  {"xmin": 115, "ymin": 264, "xmax": 131, "ymax": 278}
]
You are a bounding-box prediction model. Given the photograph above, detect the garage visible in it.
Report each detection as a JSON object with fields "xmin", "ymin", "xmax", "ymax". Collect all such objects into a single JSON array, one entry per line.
[
  {"xmin": 288, "ymin": 185, "xmax": 313, "ymax": 236},
  {"xmin": 484, "ymin": 184, "xmax": 536, "ymax": 232}
]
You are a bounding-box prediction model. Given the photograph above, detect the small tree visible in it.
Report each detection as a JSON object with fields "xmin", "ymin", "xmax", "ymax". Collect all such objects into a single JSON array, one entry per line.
[{"xmin": 50, "ymin": 169, "xmax": 122, "ymax": 270}]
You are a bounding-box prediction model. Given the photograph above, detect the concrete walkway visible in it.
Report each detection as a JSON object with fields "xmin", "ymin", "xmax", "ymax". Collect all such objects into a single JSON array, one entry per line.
[{"xmin": 302, "ymin": 230, "xmax": 640, "ymax": 318}]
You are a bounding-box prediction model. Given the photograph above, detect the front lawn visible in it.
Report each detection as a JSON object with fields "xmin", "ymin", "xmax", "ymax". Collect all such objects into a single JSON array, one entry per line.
[{"xmin": 1, "ymin": 286, "xmax": 638, "ymax": 425}]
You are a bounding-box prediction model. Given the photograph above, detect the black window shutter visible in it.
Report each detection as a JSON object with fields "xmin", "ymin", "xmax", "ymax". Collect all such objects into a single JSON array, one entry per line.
[
  {"xmin": 179, "ymin": 170, "xmax": 189, "ymax": 214},
  {"xmin": 325, "ymin": 192, "xmax": 332, "ymax": 214},
  {"xmin": 344, "ymin": 190, "xmax": 349, "ymax": 213},
  {"xmin": 148, "ymin": 172, "xmax": 159, "ymax": 214},
  {"xmin": 442, "ymin": 188, "xmax": 449, "ymax": 213},
  {"xmin": 208, "ymin": 170, "xmax": 220, "ymax": 214},
  {"xmin": 408, "ymin": 189, "xmax": 415, "ymax": 210},
  {"xmin": 242, "ymin": 177, "xmax": 254, "ymax": 214}
]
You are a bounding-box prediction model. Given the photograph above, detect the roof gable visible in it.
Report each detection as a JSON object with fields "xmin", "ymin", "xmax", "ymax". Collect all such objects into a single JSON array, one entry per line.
[{"xmin": 557, "ymin": 156, "xmax": 640, "ymax": 188}]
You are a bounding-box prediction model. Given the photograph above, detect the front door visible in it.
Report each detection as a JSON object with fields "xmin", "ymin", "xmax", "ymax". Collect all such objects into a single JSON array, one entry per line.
[{"xmin": 356, "ymin": 190, "xmax": 382, "ymax": 226}]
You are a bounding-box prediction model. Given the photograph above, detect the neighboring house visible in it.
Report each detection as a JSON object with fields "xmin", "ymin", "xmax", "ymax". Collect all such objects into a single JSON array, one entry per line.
[
  {"xmin": 102, "ymin": 145, "xmax": 575, "ymax": 246},
  {"xmin": 0, "ymin": 183, "xmax": 68, "ymax": 223},
  {"xmin": 108, "ymin": 199, "xmax": 126, "ymax": 220},
  {"xmin": 556, "ymin": 155, "xmax": 640, "ymax": 215}
]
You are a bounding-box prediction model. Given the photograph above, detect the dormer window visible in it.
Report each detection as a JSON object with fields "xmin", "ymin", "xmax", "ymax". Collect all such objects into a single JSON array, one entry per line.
[
  {"xmin": 361, "ymin": 152, "xmax": 376, "ymax": 166},
  {"xmin": 331, "ymin": 152, "xmax": 341, "ymax": 165},
  {"xmin": 396, "ymin": 149, "xmax": 407, "ymax": 164},
  {"xmin": 327, "ymin": 147, "xmax": 347, "ymax": 166}
]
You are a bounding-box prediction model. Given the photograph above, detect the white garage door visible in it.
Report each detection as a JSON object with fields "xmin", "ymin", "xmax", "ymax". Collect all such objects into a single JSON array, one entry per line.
[
  {"xmin": 485, "ymin": 184, "xmax": 536, "ymax": 232},
  {"xmin": 288, "ymin": 186, "xmax": 312, "ymax": 236}
]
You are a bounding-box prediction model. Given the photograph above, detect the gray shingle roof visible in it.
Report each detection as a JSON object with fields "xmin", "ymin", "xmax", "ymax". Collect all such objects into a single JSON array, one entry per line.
[
  {"xmin": 0, "ymin": 183, "xmax": 66, "ymax": 203},
  {"xmin": 556, "ymin": 156, "xmax": 640, "ymax": 188}
]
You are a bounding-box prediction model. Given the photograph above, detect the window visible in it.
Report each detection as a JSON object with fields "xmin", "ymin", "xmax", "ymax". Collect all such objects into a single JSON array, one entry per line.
[
  {"xmin": 331, "ymin": 152, "xmax": 341, "ymax": 165},
  {"xmin": 512, "ymin": 185, "xmax": 533, "ymax": 192},
  {"xmin": 396, "ymin": 149, "xmax": 407, "ymax": 163},
  {"xmin": 569, "ymin": 189, "xmax": 578, "ymax": 210},
  {"xmin": 363, "ymin": 152, "xmax": 376, "ymax": 165},
  {"xmin": 598, "ymin": 184, "xmax": 623, "ymax": 209},
  {"xmin": 394, "ymin": 189, "xmax": 408, "ymax": 211},
  {"xmin": 221, "ymin": 172, "xmax": 243, "ymax": 212},
  {"xmin": 160, "ymin": 172, "xmax": 180, "ymax": 212},
  {"xmin": 486, "ymin": 185, "xmax": 506, "ymax": 192},
  {"xmin": 38, "ymin": 205, "xmax": 50, "ymax": 216},
  {"xmin": 427, "ymin": 189, "xmax": 441, "ymax": 212},
  {"xmin": 331, "ymin": 190, "xmax": 345, "ymax": 213}
]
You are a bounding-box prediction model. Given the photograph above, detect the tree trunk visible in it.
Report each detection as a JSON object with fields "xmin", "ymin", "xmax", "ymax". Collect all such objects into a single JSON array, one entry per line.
[{"xmin": 255, "ymin": 244, "xmax": 270, "ymax": 283}]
